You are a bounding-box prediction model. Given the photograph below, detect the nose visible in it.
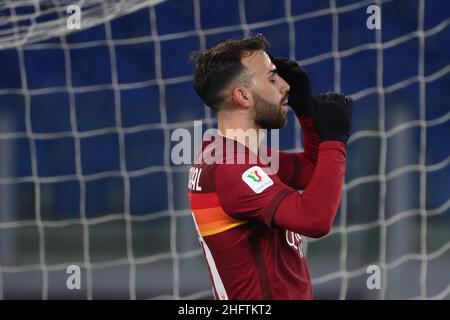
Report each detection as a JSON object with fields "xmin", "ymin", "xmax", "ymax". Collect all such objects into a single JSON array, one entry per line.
[{"xmin": 279, "ymin": 75, "xmax": 290, "ymax": 95}]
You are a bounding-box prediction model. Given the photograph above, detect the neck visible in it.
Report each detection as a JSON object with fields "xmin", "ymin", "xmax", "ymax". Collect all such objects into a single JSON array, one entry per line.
[{"xmin": 217, "ymin": 109, "xmax": 264, "ymax": 155}]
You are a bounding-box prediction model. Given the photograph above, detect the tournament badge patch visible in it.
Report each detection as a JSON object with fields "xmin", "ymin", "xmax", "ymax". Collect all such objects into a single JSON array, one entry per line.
[{"xmin": 242, "ymin": 166, "xmax": 273, "ymax": 194}]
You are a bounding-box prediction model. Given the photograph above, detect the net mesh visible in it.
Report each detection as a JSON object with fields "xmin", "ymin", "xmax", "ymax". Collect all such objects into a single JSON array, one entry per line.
[{"xmin": 0, "ymin": 0, "xmax": 449, "ymax": 299}]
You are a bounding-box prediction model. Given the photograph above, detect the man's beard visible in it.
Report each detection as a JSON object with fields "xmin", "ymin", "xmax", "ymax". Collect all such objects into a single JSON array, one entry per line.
[{"xmin": 252, "ymin": 92, "xmax": 288, "ymax": 129}]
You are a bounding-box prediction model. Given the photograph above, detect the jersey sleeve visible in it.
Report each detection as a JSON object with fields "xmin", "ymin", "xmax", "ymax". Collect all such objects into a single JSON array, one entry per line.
[
  {"xmin": 215, "ymin": 163, "xmax": 296, "ymax": 227},
  {"xmin": 272, "ymin": 116, "xmax": 320, "ymax": 190},
  {"xmin": 275, "ymin": 151, "xmax": 315, "ymax": 190},
  {"xmin": 272, "ymin": 141, "xmax": 347, "ymax": 238}
]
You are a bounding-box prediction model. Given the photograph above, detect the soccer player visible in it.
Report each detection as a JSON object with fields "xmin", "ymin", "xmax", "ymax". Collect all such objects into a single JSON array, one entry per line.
[{"xmin": 187, "ymin": 34, "xmax": 352, "ymax": 299}]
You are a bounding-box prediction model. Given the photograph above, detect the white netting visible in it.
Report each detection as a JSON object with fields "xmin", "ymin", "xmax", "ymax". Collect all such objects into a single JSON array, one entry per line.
[
  {"xmin": 0, "ymin": 0, "xmax": 166, "ymax": 49},
  {"xmin": 0, "ymin": 0, "xmax": 449, "ymax": 299}
]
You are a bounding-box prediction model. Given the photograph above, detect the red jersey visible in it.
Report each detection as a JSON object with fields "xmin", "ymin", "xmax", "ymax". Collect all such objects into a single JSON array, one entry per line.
[{"xmin": 187, "ymin": 117, "xmax": 346, "ymax": 300}]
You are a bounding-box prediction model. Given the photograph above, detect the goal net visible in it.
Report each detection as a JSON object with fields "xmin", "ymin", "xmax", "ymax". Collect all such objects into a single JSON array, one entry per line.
[{"xmin": 0, "ymin": 0, "xmax": 449, "ymax": 299}]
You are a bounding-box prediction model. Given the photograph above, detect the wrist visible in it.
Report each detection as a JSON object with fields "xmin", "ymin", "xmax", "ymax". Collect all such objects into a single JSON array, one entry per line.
[
  {"xmin": 319, "ymin": 133, "xmax": 349, "ymax": 144},
  {"xmin": 319, "ymin": 140, "xmax": 347, "ymax": 154}
]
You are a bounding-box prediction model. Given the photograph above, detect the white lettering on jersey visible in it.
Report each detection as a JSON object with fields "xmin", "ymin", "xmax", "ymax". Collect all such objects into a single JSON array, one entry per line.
[
  {"xmin": 241, "ymin": 166, "xmax": 273, "ymax": 194},
  {"xmin": 188, "ymin": 167, "xmax": 203, "ymax": 191},
  {"xmin": 286, "ymin": 230, "xmax": 304, "ymax": 258}
]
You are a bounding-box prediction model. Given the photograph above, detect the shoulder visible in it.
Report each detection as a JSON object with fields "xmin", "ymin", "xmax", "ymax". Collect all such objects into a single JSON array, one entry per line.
[{"xmin": 216, "ymin": 163, "xmax": 275, "ymax": 195}]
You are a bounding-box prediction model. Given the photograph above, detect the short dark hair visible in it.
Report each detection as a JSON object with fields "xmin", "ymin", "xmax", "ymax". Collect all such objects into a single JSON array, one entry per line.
[{"xmin": 190, "ymin": 34, "xmax": 269, "ymax": 111}]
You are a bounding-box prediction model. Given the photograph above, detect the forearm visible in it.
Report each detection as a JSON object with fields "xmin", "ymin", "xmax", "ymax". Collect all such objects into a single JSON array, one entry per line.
[
  {"xmin": 275, "ymin": 116, "xmax": 320, "ymax": 190},
  {"xmin": 273, "ymin": 141, "xmax": 346, "ymax": 238},
  {"xmin": 298, "ymin": 116, "xmax": 320, "ymax": 165},
  {"xmin": 277, "ymin": 151, "xmax": 314, "ymax": 190}
]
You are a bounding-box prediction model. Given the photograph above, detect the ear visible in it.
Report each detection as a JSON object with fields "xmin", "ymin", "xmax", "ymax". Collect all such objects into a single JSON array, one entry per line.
[{"xmin": 231, "ymin": 85, "xmax": 253, "ymax": 108}]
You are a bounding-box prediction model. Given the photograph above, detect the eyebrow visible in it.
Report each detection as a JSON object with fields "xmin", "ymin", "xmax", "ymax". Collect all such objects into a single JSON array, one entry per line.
[{"xmin": 268, "ymin": 68, "xmax": 277, "ymax": 76}]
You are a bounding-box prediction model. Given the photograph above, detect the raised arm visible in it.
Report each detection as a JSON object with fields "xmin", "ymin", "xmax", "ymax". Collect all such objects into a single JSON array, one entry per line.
[
  {"xmin": 272, "ymin": 93, "xmax": 353, "ymax": 237},
  {"xmin": 275, "ymin": 116, "xmax": 320, "ymax": 190},
  {"xmin": 216, "ymin": 93, "xmax": 353, "ymax": 239},
  {"xmin": 268, "ymin": 55, "xmax": 320, "ymax": 190}
]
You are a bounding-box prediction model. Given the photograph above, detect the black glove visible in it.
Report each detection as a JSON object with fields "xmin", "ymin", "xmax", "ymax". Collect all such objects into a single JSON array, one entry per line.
[
  {"xmin": 311, "ymin": 92, "xmax": 353, "ymax": 144},
  {"xmin": 269, "ymin": 54, "xmax": 315, "ymax": 117}
]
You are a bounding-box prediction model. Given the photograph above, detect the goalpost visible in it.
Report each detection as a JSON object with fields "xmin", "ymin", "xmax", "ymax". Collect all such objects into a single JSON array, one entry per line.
[{"xmin": 0, "ymin": 0, "xmax": 449, "ymax": 299}]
